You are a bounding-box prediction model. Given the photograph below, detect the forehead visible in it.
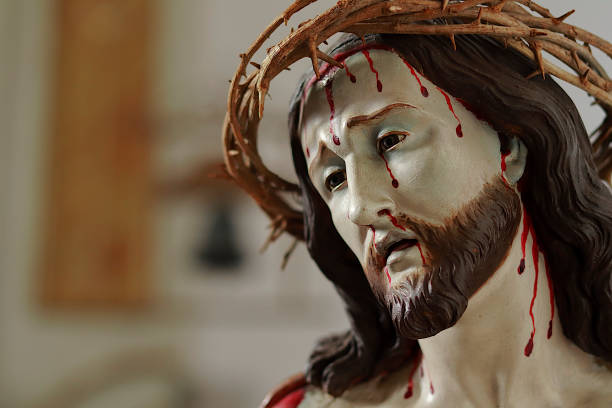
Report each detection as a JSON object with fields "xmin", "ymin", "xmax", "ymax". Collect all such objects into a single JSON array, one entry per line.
[{"xmin": 300, "ymin": 49, "xmax": 436, "ymax": 149}]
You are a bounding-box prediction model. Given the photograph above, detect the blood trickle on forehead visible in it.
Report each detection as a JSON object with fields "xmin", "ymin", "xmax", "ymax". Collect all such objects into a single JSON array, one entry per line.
[{"xmin": 301, "ymin": 44, "xmax": 507, "ymax": 194}]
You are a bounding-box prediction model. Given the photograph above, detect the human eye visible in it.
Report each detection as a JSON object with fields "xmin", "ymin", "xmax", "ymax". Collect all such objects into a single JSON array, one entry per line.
[
  {"xmin": 325, "ymin": 169, "xmax": 347, "ymax": 192},
  {"xmin": 377, "ymin": 130, "xmax": 409, "ymax": 153}
]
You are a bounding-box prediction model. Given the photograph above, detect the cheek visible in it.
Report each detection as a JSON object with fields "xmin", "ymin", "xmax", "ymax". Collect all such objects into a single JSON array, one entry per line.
[{"xmin": 330, "ymin": 204, "xmax": 367, "ymax": 264}]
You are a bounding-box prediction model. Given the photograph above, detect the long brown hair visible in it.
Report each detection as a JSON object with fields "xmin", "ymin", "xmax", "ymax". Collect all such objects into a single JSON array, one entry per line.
[{"xmin": 288, "ymin": 32, "xmax": 612, "ymax": 396}]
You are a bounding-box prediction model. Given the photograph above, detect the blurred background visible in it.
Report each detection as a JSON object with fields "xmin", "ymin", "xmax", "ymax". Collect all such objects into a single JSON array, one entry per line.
[{"xmin": 1, "ymin": 1, "xmax": 610, "ymax": 407}]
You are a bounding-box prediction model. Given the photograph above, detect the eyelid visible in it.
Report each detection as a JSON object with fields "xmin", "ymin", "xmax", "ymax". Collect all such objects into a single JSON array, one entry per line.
[
  {"xmin": 377, "ymin": 130, "xmax": 410, "ymax": 153},
  {"xmin": 324, "ymin": 168, "xmax": 347, "ymax": 193}
]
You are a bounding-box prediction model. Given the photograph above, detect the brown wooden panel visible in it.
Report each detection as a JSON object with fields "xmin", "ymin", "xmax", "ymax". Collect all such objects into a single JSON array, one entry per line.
[{"xmin": 41, "ymin": 0, "xmax": 154, "ymax": 308}]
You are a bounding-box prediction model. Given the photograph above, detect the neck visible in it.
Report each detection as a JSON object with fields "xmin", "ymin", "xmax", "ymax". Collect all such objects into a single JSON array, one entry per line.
[{"xmin": 413, "ymin": 206, "xmax": 599, "ymax": 406}]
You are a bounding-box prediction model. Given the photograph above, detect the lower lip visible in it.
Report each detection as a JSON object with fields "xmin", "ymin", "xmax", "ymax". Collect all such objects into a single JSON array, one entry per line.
[{"xmin": 386, "ymin": 244, "xmax": 416, "ymax": 266}]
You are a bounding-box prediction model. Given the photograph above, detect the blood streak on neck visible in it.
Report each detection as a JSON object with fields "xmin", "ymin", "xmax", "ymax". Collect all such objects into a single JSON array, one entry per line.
[
  {"xmin": 305, "ymin": 147, "xmax": 310, "ymax": 158},
  {"xmin": 544, "ymin": 253, "xmax": 555, "ymax": 339},
  {"xmin": 518, "ymin": 207, "xmax": 530, "ymax": 274},
  {"xmin": 385, "ymin": 266, "xmax": 391, "ymax": 284},
  {"xmin": 379, "ymin": 153, "xmax": 399, "ymax": 188},
  {"xmin": 343, "ymin": 61, "xmax": 357, "ymax": 83},
  {"xmin": 416, "ymin": 242, "xmax": 427, "ymax": 265},
  {"xmin": 524, "ymin": 223, "xmax": 540, "ymax": 357},
  {"xmin": 500, "ymin": 150, "xmax": 511, "ymax": 187},
  {"xmin": 361, "ymin": 49, "xmax": 383, "ymax": 92},
  {"xmin": 403, "ymin": 351, "xmax": 422, "ymax": 399},
  {"xmin": 401, "ymin": 59, "xmax": 429, "ymax": 97},
  {"xmin": 436, "ymin": 87, "xmax": 463, "ymax": 137},
  {"xmin": 378, "ymin": 209, "xmax": 406, "ymax": 231},
  {"xmin": 324, "ymin": 83, "xmax": 340, "ymax": 145}
]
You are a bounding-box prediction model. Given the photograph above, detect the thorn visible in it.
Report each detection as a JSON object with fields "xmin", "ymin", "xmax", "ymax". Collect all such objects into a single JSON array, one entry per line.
[
  {"xmin": 583, "ymin": 42, "xmax": 593, "ymax": 55},
  {"xmin": 441, "ymin": 0, "xmax": 449, "ymax": 11},
  {"xmin": 250, "ymin": 61, "xmax": 261, "ymax": 69},
  {"xmin": 284, "ymin": 67, "xmax": 292, "ymax": 71},
  {"xmin": 308, "ymin": 38, "xmax": 321, "ymax": 79},
  {"xmin": 580, "ymin": 67, "xmax": 591, "ymax": 86},
  {"xmin": 530, "ymin": 29, "xmax": 547, "ymax": 37},
  {"xmin": 449, "ymin": 34, "xmax": 457, "ymax": 51},
  {"xmin": 317, "ymin": 49, "xmax": 343, "ymax": 68},
  {"xmin": 525, "ymin": 70, "xmax": 542, "ymax": 80},
  {"xmin": 552, "ymin": 9, "xmax": 575, "ymax": 24},
  {"xmin": 323, "ymin": 40, "xmax": 329, "ymax": 45},
  {"xmin": 472, "ymin": 8, "xmax": 483, "ymax": 25},
  {"xmin": 571, "ymin": 50, "xmax": 581, "ymax": 70},
  {"xmin": 529, "ymin": 41, "xmax": 546, "ymax": 79},
  {"xmin": 228, "ymin": 79, "xmax": 232, "ymax": 83},
  {"xmin": 491, "ymin": 0, "xmax": 509, "ymax": 13},
  {"xmin": 239, "ymin": 53, "xmax": 246, "ymax": 59},
  {"xmin": 298, "ymin": 19, "xmax": 311, "ymax": 29}
]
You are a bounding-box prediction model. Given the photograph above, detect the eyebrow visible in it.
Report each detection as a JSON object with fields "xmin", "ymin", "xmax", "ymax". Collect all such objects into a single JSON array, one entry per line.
[{"xmin": 346, "ymin": 103, "xmax": 417, "ymax": 129}]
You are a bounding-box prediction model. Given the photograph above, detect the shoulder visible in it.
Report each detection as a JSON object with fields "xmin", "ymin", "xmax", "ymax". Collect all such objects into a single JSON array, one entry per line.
[{"xmin": 260, "ymin": 364, "xmax": 418, "ymax": 408}]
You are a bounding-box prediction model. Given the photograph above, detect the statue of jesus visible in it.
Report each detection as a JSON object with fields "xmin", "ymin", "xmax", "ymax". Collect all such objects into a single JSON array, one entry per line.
[{"xmin": 222, "ymin": 3, "xmax": 612, "ymax": 407}]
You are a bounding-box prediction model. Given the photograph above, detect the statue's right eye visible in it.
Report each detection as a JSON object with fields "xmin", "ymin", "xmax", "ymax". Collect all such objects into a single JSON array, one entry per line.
[{"xmin": 325, "ymin": 169, "xmax": 347, "ymax": 192}]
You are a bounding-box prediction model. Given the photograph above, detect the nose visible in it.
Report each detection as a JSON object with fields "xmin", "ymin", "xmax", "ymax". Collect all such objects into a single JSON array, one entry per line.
[{"xmin": 346, "ymin": 161, "xmax": 390, "ymax": 226}]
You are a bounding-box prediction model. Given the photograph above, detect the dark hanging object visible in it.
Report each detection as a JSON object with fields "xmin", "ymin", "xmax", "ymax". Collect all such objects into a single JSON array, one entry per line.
[{"xmin": 196, "ymin": 203, "xmax": 243, "ymax": 270}]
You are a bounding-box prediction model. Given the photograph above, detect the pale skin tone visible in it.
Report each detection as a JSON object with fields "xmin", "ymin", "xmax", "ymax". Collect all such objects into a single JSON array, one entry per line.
[{"xmin": 297, "ymin": 50, "xmax": 612, "ymax": 407}]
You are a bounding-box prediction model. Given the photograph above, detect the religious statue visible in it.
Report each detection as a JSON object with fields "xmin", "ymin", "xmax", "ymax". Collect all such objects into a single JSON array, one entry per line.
[{"xmin": 222, "ymin": 1, "xmax": 612, "ymax": 406}]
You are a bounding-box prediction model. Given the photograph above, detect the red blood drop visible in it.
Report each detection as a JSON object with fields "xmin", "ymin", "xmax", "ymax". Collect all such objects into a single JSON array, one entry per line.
[
  {"xmin": 400, "ymin": 57, "xmax": 429, "ymax": 98},
  {"xmin": 324, "ymin": 84, "xmax": 340, "ymax": 145},
  {"xmin": 456, "ymin": 124, "xmax": 463, "ymax": 138},
  {"xmin": 361, "ymin": 49, "xmax": 383, "ymax": 93},
  {"xmin": 430, "ymin": 382, "xmax": 435, "ymax": 394},
  {"xmin": 547, "ymin": 320, "xmax": 553, "ymax": 339},
  {"xmin": 544, "ymin": 255, "xmax": 555, "ymax": 340},
  {"xmin": 416, "ymin": 242, "xmax": 427, "ymax": 265},
  {"xmin": 403, "ymin": 351, "xmax": 421, "ymax": 399},
  {"xmin": 344, "ymin": 62, "xmax": 357, "ymax": 83},
  {"xmin": 518, "ymin": 259, "xmax": 525, "ymax": 275},
  {"xmin": 379, "ymin": 153, "xmax": 399, "ymax": 188},
  {"xmin": 385, "ymin": 267, "xmax": 391, "ymax": 284},
  {"xmin": 524, "ymin": 337, "xmax": 534, "ymax": 356},
  {"xmin": 437, "ymin": 87, "xmax": 463, "ymax": 138},
  {"xmin": 378, "ymin": 209, "xmax": 406, "ymax": 231},
  {"xmin": 306, "ymin": 147, "xmax": 310, "ymax": 158}
]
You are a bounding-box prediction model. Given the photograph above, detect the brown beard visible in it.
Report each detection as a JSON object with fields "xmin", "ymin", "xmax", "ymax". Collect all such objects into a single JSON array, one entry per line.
[{"xmin": 365, "ymin": 177, "xmax": 522, "ymax": 340}]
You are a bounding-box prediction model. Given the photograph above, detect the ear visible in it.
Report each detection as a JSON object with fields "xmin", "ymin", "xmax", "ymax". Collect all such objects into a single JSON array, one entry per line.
[{"xmin": 503, "ymin": 136, "xmax": 527, "ymax": 186}]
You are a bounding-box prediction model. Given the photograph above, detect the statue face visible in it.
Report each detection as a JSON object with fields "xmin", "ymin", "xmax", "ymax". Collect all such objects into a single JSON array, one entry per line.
[{"xmin": 301, "ymin": 49, "xmax": 522, "ymax": 338}]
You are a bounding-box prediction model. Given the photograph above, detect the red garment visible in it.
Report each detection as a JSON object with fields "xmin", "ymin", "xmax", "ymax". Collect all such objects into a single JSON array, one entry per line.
[{"xmin": 270, "ymin": 388, "xmax": 305, "ymax": 408}]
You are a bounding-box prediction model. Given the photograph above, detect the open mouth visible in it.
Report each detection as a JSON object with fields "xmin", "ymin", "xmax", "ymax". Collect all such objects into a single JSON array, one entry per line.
[{"xmin": 385, "ymin": 239, "xmax": 418, "ymax": 261}]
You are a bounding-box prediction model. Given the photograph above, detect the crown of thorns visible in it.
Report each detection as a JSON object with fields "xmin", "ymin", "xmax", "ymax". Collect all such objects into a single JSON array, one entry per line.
[{"xmin": 222, "ymin": 0, "xmax": 612, "ymax": 256}]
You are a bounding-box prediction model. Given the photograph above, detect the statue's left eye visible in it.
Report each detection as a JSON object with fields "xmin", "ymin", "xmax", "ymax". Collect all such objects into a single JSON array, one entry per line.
[{"xmin": 377, "ymin": 131, "xmax": 408, "ymax": 153}]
